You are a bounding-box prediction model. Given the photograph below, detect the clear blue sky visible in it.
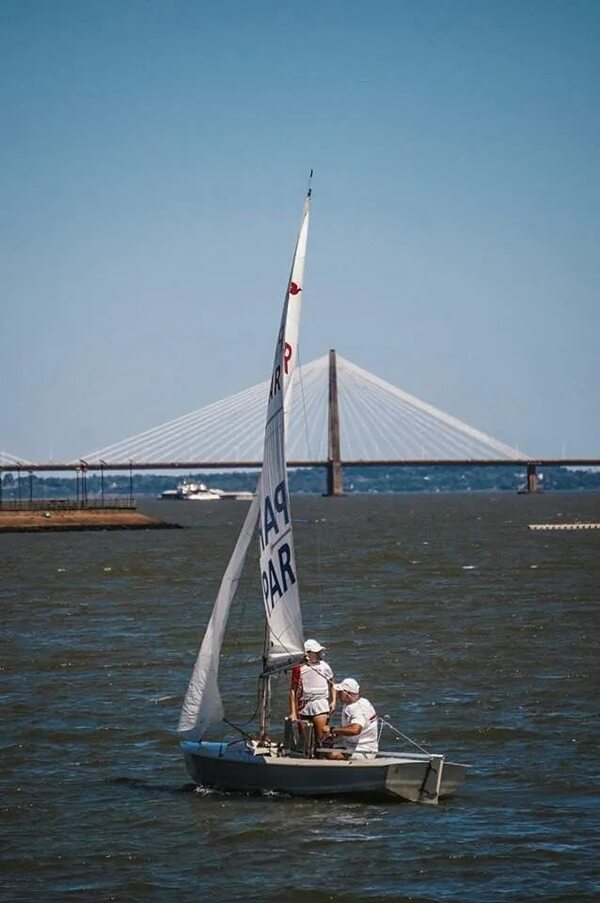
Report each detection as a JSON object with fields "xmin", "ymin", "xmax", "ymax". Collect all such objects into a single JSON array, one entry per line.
[{"xmin": 1, "ymin": 0, "xmax": 598, "ymax": 460}]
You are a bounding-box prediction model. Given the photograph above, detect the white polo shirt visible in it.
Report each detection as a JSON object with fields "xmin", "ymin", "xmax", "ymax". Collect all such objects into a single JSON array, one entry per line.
[{"xmin": 341, "ymin": 697, "xmax": 378, "ymax": 755}]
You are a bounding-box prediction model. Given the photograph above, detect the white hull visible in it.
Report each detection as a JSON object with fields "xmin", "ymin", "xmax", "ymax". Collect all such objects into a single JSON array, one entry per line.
[
  {"xmin": 219, "ymin": 491, "xmax": 255, "ymax": 501},
  {"xmin": 185, "ymin": 492, "xmax": 223, "ymax": 501},
  {"xmin": 160, "ymin": 480, "xmax": 224, "ymax": 501},
  {"xmin": 182, "ymin": 741, "xmax": 469, "ymax": 803}
]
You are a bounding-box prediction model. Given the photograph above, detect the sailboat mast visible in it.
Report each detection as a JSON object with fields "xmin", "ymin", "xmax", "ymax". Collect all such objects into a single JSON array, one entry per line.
[{"xmin": 259, "ymin": 624, "xmax": 271, "ymax": 740}]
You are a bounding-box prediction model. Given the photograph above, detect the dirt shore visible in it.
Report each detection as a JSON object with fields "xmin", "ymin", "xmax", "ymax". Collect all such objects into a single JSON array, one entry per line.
[{"xmin": 0, "ymin": 508, "xmax": 180, "ymax": 533}]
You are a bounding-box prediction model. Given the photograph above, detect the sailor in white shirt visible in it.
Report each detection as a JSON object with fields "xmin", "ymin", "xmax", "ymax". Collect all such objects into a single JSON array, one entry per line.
[
  {"xmin": 324, "ymin": 678, "xmax": 379, "ymax": 759},
  {"xmin": 289, "ymin": 639, "xmax": 336, "ymax": 747}
]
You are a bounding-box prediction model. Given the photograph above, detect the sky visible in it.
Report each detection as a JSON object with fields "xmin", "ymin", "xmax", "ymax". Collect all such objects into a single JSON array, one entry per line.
[{"xmin": 1, "ymin": 0, "xmax": 598, "ymax": 461}]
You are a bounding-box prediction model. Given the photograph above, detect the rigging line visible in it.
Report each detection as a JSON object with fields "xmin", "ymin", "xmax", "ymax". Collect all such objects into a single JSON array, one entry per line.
[
  {"xmin": 263, "ymin": 618, "xmax": 305, "ymax": 658},
  {"xmin": 378, "ymin": 718, "xmax": 430, "ymax": 754},
  {"xmin": 289, "ymin": 361, "xmax": 323, "ymax": 444},
  {"xmin": 288, "ymin": 367, "xmax": 325, "ymax": 459},
  {"xmin": 223, "ymin": 580, "xmax": 262, "ymax": 729},
  {"xmin": 222, "ymin": 718, "xmax": 256, "ymax": 740},
  {"xmin": 294, "ymin": 347, "xmax": 326, "ymax": 616}
]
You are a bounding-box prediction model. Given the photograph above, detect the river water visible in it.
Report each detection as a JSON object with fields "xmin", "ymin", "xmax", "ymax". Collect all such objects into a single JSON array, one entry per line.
[{"xmin": 2, "ymin": 493, "xmax": 599, "ymax": 901}]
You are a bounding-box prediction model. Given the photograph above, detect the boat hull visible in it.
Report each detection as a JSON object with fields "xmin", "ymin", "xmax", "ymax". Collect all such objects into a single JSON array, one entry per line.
[{"xmin": 182, "ymin": 741, "xmax": 469, "ymax": 803}]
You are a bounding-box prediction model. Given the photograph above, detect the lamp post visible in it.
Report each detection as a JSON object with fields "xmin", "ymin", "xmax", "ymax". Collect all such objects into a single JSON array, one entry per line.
[{"xmin": 79, "ymin": 460, "xmax": 88, "ymax": 506}]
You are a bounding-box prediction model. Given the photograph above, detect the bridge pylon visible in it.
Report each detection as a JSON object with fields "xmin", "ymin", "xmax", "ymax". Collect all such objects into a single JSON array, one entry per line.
[
  {"xmin": 326, "ymin": 348, "xmax": 344, "ymax": 497},
  {"xmin": 526, "ymin": 462, "xmax": 539, "ymax": 493}
]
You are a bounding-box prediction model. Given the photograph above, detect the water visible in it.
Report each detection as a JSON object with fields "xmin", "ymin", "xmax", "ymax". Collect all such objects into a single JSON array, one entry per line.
[{"xmin": 2, "ymin": 493, "xmax": 599, "ymax": 901}]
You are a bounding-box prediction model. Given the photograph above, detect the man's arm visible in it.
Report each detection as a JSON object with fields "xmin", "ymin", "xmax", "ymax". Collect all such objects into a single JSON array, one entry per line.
[
  {"xmin": 330, "ymin": 722, "xmax": 362, "ymax": 739},
  {"xmin": 288, "ymin": 668, "xmax": 300, "ymax": 720},
  {"xmin": 328, "ymin": 682, "xmax": 337, "ymax": 714},
  {"xmin": 288, "ymin": 687, "xmax": 298, "ymax": 719}
]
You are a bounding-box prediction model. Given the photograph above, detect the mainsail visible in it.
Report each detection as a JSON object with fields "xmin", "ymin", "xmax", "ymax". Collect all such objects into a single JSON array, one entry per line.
[
  {"xmin": 258, "ymin": 187, "xmax": 311, "ymax": 665},
  {"xmin": 178, "ymin": 184, "xmax": 311, "ymax": 737}
]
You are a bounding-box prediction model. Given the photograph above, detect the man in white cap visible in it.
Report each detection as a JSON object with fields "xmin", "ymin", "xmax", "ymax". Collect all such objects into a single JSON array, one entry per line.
[
  {"xmin": 324, "ymin": 678, "xmax": 378, "ymax": 759},
  {"xmin": 288, "ymin": 639, "xmax": 335, "ymax": 747}
]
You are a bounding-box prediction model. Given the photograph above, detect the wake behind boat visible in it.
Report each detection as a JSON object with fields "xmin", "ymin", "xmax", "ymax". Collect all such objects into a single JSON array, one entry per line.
[{"xmin": 177, "ymin": 179, "xmax": 470, "ymax": 803}]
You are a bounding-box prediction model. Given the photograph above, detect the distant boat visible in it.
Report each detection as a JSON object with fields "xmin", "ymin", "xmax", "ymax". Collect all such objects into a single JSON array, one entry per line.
[
  {"xmin": 159, "ymin": 481, "xmax": 254, "ymax": 502},
  {"xmin": 160, "ymin": 481, "xmax": 221, "ymax": 501},
  {"xmin": 177, "ymin": 180, "xmax": 470, "ymax": 802}
]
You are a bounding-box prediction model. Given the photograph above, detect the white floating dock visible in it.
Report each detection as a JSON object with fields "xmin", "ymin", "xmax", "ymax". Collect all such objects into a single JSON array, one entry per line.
[{"xmin": 528, "ymin": 523, "xmax": 600, "ymax": 531}]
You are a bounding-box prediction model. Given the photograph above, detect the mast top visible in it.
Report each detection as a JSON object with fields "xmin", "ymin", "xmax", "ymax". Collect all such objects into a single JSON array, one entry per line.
[{"xmin": 307, "ymin": 169, "xmax": 313, "ymax": 198}]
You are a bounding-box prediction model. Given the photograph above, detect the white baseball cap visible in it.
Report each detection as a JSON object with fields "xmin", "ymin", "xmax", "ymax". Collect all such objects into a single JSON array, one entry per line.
[
  {"xmin": 304, "ymin": 638, "xmax": 326, "ymax": 653},
  {"xmin": 334, "ymin": 678, "xmax": 360, "ymax": 695}
]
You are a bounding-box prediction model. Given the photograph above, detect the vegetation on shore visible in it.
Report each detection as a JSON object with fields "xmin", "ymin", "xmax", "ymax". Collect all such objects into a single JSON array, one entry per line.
[{"xmin": 1, "ymin": 465, "xmax": 599, "ymax": 501}]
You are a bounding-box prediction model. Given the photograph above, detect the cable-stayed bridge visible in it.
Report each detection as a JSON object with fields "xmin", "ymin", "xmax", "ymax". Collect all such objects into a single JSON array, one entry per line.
[
  {"xmin": 85, "ymin": 352, "xmax": 524, "ymax": 467},
  {"xmin": 2, "ymin": 352, "xmax": 598, "ymax": 494},
  {"xmin": 1, "ymin": 452, "xmax": 32, "ymax": 467}
]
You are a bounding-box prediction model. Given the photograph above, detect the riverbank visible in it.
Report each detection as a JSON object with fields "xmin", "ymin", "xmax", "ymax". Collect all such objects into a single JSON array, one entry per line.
[{"xmin": 0, "ymin": 507, "xmax": 181, "ymax": 533}]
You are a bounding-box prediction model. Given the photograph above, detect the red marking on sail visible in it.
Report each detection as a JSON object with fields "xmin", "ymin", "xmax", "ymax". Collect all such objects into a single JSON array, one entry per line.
[{"xmin": 289, "ymin": 282, "xmax": 301, "ymax": 295}]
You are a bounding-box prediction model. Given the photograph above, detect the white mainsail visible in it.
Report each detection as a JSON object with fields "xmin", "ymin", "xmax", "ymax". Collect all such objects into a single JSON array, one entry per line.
[
  {"xmin": 178, "ymin": 184, "xmax": 311, "ymax": 737},
  {"xmin": 258, "ymin": 188, "xmax": 311, "ymax": 665}
]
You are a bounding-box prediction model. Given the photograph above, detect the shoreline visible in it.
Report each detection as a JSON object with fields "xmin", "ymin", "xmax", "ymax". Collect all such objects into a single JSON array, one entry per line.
[{"xmin": 0, "ymin": 508, "xmax": 181, "ymax": 533}]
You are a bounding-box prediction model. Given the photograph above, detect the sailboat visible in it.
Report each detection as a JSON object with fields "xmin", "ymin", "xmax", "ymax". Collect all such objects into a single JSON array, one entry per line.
[{"xmin": 177, "ymin": 180, "xmax": 470, "ymax": 802}]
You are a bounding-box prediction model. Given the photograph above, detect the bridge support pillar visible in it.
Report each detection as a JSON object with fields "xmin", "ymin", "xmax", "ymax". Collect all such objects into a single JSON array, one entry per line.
[
  {"xmin": 527, "ymin": 462, "xmax": 538, "ymax": 494},
  {"xmin": 326, "ymin": 349, "xmax": 344, "ymax": 497}
]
